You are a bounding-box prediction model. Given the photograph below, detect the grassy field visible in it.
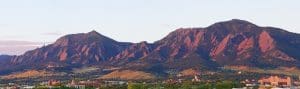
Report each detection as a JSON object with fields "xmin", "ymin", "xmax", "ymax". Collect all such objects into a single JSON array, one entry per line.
[{"xmin": 224, "ymin": 66, "xmax": 300, "ymax": 76}]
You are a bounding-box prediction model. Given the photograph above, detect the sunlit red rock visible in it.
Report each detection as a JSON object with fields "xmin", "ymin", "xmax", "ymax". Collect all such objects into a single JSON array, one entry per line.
[
  {"xmin": 2, "ymin": 19, "xmax": 300, "ymax": 73},
  {"xmin": 259, "ymin": 31, "xmax": 275, "ymax": 53}
]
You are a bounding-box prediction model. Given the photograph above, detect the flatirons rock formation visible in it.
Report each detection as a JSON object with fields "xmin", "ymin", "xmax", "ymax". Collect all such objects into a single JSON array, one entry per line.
[
  {"xmin": 1, "ymin": 19, "xmax": 300, "ymax": 75},
  {"xmin": 0, "ymin": 55, "xmax": 12, "ymax": 66},
  {"xmin": 7, "ymin": 31, "xmax": 132, "ymax": 70}
]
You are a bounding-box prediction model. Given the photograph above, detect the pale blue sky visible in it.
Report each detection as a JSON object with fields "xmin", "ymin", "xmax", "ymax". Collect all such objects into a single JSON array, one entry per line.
[{"xmin": 0, "ymin": 0, "xmax": 300, "ymax": 55}]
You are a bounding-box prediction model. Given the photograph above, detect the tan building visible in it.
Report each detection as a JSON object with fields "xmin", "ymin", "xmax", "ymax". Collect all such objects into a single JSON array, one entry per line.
[
  {"xmin": 48, "ymin": 80, "xmax": 61, "ymax": 86},
  {"xmin": 258, "ymin": 76, "xmax": 292, "ymax": 87},
  {"xmin": 67, "ymin": 80, "xmax": 101, "ymax": 89}
]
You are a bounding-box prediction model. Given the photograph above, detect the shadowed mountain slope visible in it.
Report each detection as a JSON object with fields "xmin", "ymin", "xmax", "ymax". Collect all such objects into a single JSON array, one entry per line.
[{"xmin": 1, "ymin": 19, "xmax": 300, "ymax": 75}]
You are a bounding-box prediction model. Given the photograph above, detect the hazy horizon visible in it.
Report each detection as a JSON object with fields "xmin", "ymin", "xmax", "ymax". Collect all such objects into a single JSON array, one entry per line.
[{"xmin": 1, "ymin": 0, "xmax": 300, "ymax": 55}]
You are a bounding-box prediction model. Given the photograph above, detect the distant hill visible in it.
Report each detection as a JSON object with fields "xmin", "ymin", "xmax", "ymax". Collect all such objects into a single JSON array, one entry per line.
[{"xmin": 1, "ymin": 19, "xmax": 300, "ymax": 80}]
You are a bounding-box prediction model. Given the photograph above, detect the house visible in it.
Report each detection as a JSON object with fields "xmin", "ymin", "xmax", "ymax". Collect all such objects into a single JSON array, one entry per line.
[
  {"xmin": 67, "ymin": 80, "xmax": 101, "ymax": 89},
  {"xmin": 258, "ymin": 76, "xmax": 292, "ymax": 87},
  {"xmin": 241, "ymin": 79, "xmax": 258, "ymax": 87},
  {"xmin": 48, "ymin": 80, "xmax": 61, "ymax": 86}
]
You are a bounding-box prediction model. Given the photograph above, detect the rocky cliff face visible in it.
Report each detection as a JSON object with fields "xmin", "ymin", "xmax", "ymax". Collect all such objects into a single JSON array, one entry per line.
[
  {"xmin": 0, "ymin": 55, "xmax": 12, "ymax": 65},
  {"xmin": 9, "ymin": 31, "xmax": 132, "ymax": 69},
  {"xmin": 1, "ymin": 19, "xmax": 300, "ymax": 74},
  {"xmin": 0, "ymin": 55, "xmax": 14, "ymax": 75},
  {"xmin": 202, "ymin": 20, "xmax": 300, "ymax": 67},
  {"xmin": 136, "ymin": 19, "xmax": 300, "ymax": 68},
  {"xmin": 151, "ymin": 28, "xmax": 205, "ymax": 60}
]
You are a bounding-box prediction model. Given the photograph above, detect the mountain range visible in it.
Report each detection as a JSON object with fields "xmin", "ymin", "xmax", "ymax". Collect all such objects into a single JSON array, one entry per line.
[{"xmin": 1, "ymin": 19, "xmax": 300, "ymax": 79}]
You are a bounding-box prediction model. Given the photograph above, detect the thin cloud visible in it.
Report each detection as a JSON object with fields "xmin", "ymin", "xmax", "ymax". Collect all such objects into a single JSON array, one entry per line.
[
  {"xmin": 0, "ymin": 40, "xmax": 44, "ymax": 55},
  {"xmin": 0, "ymin": 40, "xmax": 43, "ymax": 46}
]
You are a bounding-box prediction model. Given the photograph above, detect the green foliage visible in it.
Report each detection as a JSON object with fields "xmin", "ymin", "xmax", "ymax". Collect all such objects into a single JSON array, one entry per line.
[
  {"xmin": 85, "ymin": 86, "xmax": 97, "ymax": 89},
  {"xmin": 252, "ymin": 85, "xmax": 259, "ymax": 89},
  {"xmin": 127, "ymin": 83, "xmax": 137, "ymax": 89},
  {"xmin": 215, "ymin": 81, "xmax": 243, "ymax": 89},
  {"xmin": 127, "ymin": 83, "xmax": 150, "ymax": 89},
  {"xmin": 180, "ymin": 81, "xmax": 193, "ymax": 89},
  {"xmin": 125, "ymin": 80, "xmax": 244, "ymax": 89},
  {"xmin": 197, "ymin": 83, "xmax": 214, "ymax": 89},
  {"xmin": 57, "ymin": 85, "xmax": 73, "ymax": 89},
  {"xmin": 34, "ymin": 85, "xmax": 48, "ymax": 89},
  {"xmin": 34, "ymin": 85, "xmax": 71, "ymax": 89},
  {"xmin": 99, "ymin": 84, "xmax": 127, "ymax": 89},
  {"xmin": 163, "ymin": 83, "xmax": 180, "ymax": 89}
]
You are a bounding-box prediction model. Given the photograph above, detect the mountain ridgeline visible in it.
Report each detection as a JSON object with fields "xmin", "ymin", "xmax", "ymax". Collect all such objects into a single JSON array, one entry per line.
[{"xmin": 1, "ymin": 19, "xmax": 300, "ymax": 75}]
